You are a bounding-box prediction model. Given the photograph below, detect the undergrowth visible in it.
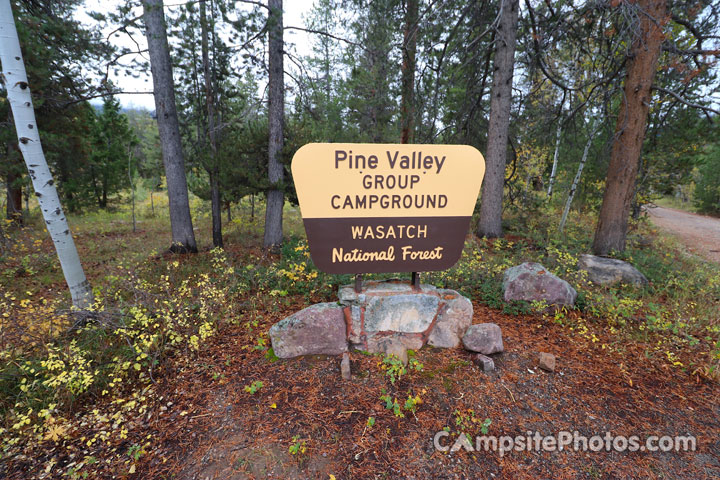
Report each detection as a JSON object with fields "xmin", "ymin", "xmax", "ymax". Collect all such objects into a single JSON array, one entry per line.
[{"xmin": 0, "ymin": 195, "xmax": 718, "ymax": 477}]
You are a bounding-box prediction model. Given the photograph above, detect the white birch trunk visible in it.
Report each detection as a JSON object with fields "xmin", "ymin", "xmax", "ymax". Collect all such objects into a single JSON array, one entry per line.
[
  {"xmin": 559, "ymin": 121, "xmax": 597, "ymax": 234},
  {"xmin": 546, "ymin": 99, "xmax": 564, "ymax": 197},
  {"xmin": 0, "ymin": 0, "xmax": 93, "ymax": 308}
]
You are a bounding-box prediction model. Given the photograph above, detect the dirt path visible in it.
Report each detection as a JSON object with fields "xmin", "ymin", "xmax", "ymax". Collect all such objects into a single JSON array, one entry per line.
[{"xmin": 646, "ymin": 206, "xmax": 720, "ymax": 264}]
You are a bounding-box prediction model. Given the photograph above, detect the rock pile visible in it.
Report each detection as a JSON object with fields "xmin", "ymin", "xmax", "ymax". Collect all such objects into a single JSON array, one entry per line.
[{"xmin": 269, "ymin": 280, "xmax": 502, "ymax": 363}]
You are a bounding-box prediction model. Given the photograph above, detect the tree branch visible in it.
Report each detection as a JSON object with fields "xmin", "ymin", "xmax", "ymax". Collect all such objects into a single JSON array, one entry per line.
[
  {"xmin": 284, "ymin": 26, "xmax": 362, "ymax": 48},
  {"xmin": 62, "ymin": 91, "xmax": 155, "ymax": 107},
  {"xmin": 652, "ymin": 86, "xmax": 720, "ymax": 119}
]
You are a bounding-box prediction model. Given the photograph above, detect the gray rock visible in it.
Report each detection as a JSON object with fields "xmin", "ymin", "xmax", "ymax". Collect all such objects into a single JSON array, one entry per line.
[
  {"xmin": 471, "ymin": 353, "xmax": 495, "ymax": 372},
  {"xmin": 338, "ymin": 280, "xmax": 473, "ymax": 352},
  {"xmin": 577, "ymin": 254, "xmax": 648, "ymax": 287},
  {"xmin": 340, "ymin": 352, "xmax": 351, "ymax": 380},
  {"xmin": 366, "ymin": 334, "xmax": 423, "ymax": 355},
  {"xmin": 364, "ymin": 293, "xmax": 439, "ymax": 333},
  {"xmin": 502, "ymin": 262, "xmax": 577, "ymax": 306},
  {"xmin": 462, "ymin": 323, "xmax": 504, "ymax": 354},
  {"xmin": 269, "ymin": 303, "xmax": 348, "ymax": 358},
  {"xmin": 339, "ymin": 281, "xmax": 436, "ymax": 304},
  {"xmin": 346, "ymin": 305, "xmax": 363, "ymax": 345},
  {"xmin": 428, "ymin": 293, "xmax": 473, "ymax": 348},
  {"xmin": 538, "ymin": 352, "xmax": 556, "ymax": 372},
  {"xmin": 370, "ymin": 336, "xmax": 409, "ymax": 365}
]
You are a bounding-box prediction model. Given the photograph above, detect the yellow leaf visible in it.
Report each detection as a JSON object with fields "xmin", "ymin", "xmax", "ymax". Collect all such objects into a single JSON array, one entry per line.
[
  {"xmin": 44, "ymin": 424, "xmax": 68, "ymax": 442},
  {"xmin": 129, "ymin": 464, "xmax": 136, "ymax": 474},
  {"xmin": 270, "ymin": 403, "xmax": 277, "ymax": 409},
  {"xmin": 329, "ymin": 476, "xmax": 336, "ymax": 480}
]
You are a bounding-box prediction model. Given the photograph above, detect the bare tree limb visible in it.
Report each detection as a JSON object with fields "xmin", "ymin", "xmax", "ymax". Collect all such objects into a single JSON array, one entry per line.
[
  {"xmin": 62, "ymin": 90, "xmax": 155, "ymax": 107},
  {"xmin": 652, "ymin": 86, "xmax": 720, "ymax": 119},
  {"xmin": 284, "ymin": 26, "xmax": 362, "ymax": 48}
]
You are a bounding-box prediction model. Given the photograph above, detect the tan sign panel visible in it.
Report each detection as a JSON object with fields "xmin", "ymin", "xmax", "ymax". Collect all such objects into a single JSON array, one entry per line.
[{"xmin": 292, "ymin": 143, "xmax": 485, "ymax": 274}]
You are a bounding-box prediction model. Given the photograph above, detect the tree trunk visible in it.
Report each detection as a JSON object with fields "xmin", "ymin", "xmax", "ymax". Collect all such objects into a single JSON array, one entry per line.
[
  {"xmin": 400, "ymin": 0, "xmax": 418, "ymax": 144},
  {"xmin": 0, "ymin": 0, "xmax": 93, "ymax": 309},
  {"xmin": 477, "ymin": 0, "xmax": 519, "ymax": 238},
  {"xmin": 592, "ymin": 0, "xmax": 666, "ymax": 255},
  {"xmin": 6, "ymin": 168, "xmax": 23, "ymax": 224},
  {"xmin": 142, "ymin": 0, "xmax": 197, "ymax": 253},
  {"xmin": 559, "ymin": 120, "xmax": 596, "ymax": 233},
  {"xmin": 101, "ymin": 178, "xmax": 108, "ymax": 209},
  {"xmin": 546, "ymin": 100, "xmax": 564, "ymax": 197},
  {"xmin": 263, "ymin": 0, "xmax": 285, "ymax": 249},
  {"xmin": 200, "ymin": 0, "xmax": 222, "ymax": 248},
  {"xmin": 129, "ymin": 150, "xmax": 136, "ymax": 233}
]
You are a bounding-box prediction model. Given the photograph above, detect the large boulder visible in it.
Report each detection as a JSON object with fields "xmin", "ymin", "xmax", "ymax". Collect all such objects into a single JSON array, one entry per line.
[
  {"xmin": 502, "ymin": 262, "xmax": 577, "ymax": 306},
  {"xmin": 462, "ymin": 323, "xmax": 504, "ymax": 354},
  {"xmin": 269, "ymin": 303, "xmax": 348, "ymax": 358},
  {"xmin": 339, "ymin": 280, "xmax": 473, "ymax": 353},
  {"xmin": 427, "ymin": 291, "xmax": 473, "ymax": 348},
  {"xmin": 577, "ymin": 254, "xmax": 648, "ymax": 287}
]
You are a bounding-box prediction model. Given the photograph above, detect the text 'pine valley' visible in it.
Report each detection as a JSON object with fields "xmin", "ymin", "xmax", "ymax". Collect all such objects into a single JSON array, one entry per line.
[{"xmin": 332, "ymin": 149, "xmax": 449, "ymax": 211}]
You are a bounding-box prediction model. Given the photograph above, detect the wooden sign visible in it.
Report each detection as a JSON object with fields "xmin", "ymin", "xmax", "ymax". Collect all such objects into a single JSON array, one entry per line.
[{"xmin": 292, "ymin": 143, "xmax": 485, "ymax": 274}]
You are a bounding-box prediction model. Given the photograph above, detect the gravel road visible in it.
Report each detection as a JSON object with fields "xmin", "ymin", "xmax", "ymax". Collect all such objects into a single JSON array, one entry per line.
[{"xmin": 646, "ymin": 205, "xmax": 720, "ymax": 264}]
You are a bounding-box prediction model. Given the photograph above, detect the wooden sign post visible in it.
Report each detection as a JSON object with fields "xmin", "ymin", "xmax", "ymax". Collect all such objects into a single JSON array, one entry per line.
[{"xmin": 292, "ymin": 143, "xmax": 485, "ymax": 285}]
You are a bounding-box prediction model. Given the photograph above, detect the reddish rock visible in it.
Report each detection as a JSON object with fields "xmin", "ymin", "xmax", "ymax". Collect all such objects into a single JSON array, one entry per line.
[
  {"xmin": 269, "ymin": 303, "xmax": 348, "ymax": 358},
  {"xmin": 462, "ymin": 323, "xmax": 504, "ymax": 354},
  {"xmin": 538, "ymin": 352, "xmax": 556, "ymax": 372}
]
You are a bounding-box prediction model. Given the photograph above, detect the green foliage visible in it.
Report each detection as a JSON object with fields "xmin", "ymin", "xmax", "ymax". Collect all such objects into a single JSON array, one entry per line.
[
  {"xmin": 694, "ymin": 141, "xmax": 720, "ymax": 215},
  {"xmin": 379, "ymin": 352, "xmax": 423, "ymax": 385},
  {"xmin": 87, "ymin": 97, "xmax": 138, "ymax": 209},
  {"xmin": 480, "ymin": 418, "xmax": 492, "ymax": 435},
  {"xmin": 379, "ymin": 389, "xmax": 403, "ymax": 418},
  {"xmin": 403, "ymin": 393, "xmax": 423, "ymax": 414},
  {"xmin": 288, "ymin": 435, "xmax": 306, "ymax": 456},
  {"xmin": 1, "ymin": 0, "xmax": 113, "ymax": 214},
  {"xmin": 243, "ymin": 380, "xmax": 264, "ymax": 394}
]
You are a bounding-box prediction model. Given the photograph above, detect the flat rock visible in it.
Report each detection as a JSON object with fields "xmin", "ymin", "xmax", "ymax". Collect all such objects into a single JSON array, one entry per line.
[
  {"xmin": 577, "ymin": 254, "xmax": 648, "ymax": 287},
  {"xmin": 269, "ymin": 303, "xmax": 348, "ymax": 358},
  {"xmin": 427, "ymin": 292, "xmax": 473, "ymax": 348},
  {"xmin": 339, "ymin": 281, "xmax": 436, "ymax": 304},
  {"xmin": 462, "ymin": 323, "xmax": 504, "ymax": 354},
  {"xmin": 538, "ymin": 352, "xmax": 556, "ymax": 372},
  {"xmin": 366, "ymin": 334, "xmax": 423, "ymax": 355},
  {"xmin": 502, "ymin": 262, "xmax": 577, "ymax": 306},
  {"xmin": 364, "ymin": 293, "xmax": 439, "ymax": 333}
]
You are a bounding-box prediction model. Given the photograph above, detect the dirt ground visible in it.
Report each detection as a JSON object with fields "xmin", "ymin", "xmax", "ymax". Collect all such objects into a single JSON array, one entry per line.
[
  {"xmin": 646, "ymin": 206, "xmax": 720, "ymax": 264},
  {"xmin": 127, "ymin": 304, "xmax": 720, "ymax": 480}
]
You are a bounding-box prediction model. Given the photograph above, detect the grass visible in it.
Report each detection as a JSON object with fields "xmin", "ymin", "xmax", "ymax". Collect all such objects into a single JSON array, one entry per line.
[
  {"xmin": 0, "ymin": 190, "xmax": 719, "ymax": 478},
  {"xmin": 654, "ymin": 195, "xmax": 696, "ymax": 212}
]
